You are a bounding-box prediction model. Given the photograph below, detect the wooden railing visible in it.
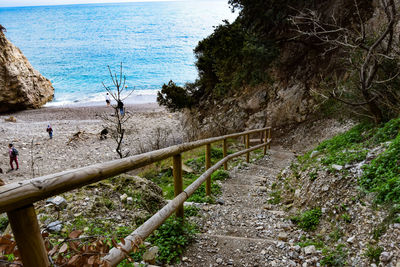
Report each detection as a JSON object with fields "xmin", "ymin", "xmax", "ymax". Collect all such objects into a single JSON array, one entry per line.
[{"xmin": 0, "ymin": 127, "xmax": 271, "ymax": 267}]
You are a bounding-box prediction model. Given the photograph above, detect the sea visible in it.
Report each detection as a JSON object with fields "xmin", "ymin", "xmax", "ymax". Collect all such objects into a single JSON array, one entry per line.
[{"xmin": 0, "ymin": 1, "xmax": 237, "ymax": 106}]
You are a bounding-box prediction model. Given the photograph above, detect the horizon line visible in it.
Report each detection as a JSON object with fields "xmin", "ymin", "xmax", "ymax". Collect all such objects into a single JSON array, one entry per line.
[{"xmin": 0, "ymin": 0, "xmax": 222, "ymax": 8}]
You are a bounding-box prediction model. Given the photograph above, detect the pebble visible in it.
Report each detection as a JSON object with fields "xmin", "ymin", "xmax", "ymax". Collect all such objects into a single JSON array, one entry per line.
[
  {"xmin": 216, "ymin": 258, "xmax": 223, "ymax": 264},
  {"xmin": 304, "ymin": 245, "xmax": 316, "ymax": 255},
  {"xmin": 380, "ymin": 252, "xmax": 392, "ymax": 263},
  {"xmin": 278, "ymin": 232, "xmax": 288, "ymax": 241},
  {"xmin": 332, "ymin": 164, "xmax": 343, "ymax": 171}
]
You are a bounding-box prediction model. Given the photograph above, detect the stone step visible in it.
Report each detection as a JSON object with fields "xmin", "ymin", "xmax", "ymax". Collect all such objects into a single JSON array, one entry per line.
[{"xmin": 177, "ymin": 233, "xmax": 296, "ymax": 267}]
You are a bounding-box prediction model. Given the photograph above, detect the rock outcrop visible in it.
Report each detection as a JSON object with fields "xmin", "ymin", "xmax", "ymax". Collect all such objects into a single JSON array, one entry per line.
[{"xmin": 0, "ymin": 27, "xmax": 54, "ymax": 112}]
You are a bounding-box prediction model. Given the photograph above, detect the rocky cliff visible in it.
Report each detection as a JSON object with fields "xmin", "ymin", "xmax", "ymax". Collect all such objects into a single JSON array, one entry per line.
[
  {"xmin": 179, "ymin": 0, "xmax": 378, "ymax": 139},
  {"xmin": 0, "ymin": 27, "xmax": 54, "ymax": 112}
]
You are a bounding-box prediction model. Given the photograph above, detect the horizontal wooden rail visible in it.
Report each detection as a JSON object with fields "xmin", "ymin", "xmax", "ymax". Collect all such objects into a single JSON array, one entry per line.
[
  {"xmin": 103, "ymin": 142, "xmax": 269, "ymax": 266},
  {"xmin": 0, "ymin": 127, "xmax": 270, "ymax": 213}
]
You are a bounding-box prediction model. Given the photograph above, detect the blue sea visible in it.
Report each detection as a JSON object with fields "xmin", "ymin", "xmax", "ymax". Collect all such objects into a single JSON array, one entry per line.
[{"xmin": 0, "ymin": 1, "xmax": 236, "ymax": 105}]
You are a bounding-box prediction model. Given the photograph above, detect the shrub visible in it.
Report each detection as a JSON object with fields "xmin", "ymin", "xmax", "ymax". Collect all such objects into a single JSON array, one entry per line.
[
  {"xmin": 361, "ymin": 134, "xmax": 400, "ymax": 203},
  {"xmin": 341, "ymin": 213, "xmax": 352, "ymax": 223},
  {"xmin": 371, "ymin": 117, "xmax": 400, "ymax": 144},
  {"xmin": 211, "ymin": 170, "xmax": 230, "ymax": 181},
  {"xmin": 157, "ymin": 81, "xmax": 193, "ymax": 111},
  {"xmin": 364, "ymin": 245, "xmax": 383, "ymax": 264},
  {"xmin": 320, "ymin": 244, "xmax": 348, "ymax": 266},
  {"xmin": 268, "ymin": 190, "xmax": 281, "ymax": 204},
  {"xmin": 148, "ymin": 217, "xmax": 197, "ymax": 264},
  {"xmin": 291, "ymin": 208, "xmax": 322, "ymax": 231}
]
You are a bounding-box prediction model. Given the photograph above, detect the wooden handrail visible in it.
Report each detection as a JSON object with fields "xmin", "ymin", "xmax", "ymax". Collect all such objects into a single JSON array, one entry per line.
[
  {"xmin": 0, "ymin": 127, "xmax": 270, "ymax": 213},
  {"xmin": 0, "ymin": 127, "xmax": 271, "ymax": 267}
]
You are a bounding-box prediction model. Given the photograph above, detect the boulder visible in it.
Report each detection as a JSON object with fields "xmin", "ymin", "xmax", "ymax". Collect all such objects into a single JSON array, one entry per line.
[{"xmin": 0, "ymin": 28, "xmax": 54, "ymax": 112}]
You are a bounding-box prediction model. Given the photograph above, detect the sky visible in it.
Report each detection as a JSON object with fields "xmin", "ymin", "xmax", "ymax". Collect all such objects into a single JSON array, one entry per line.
[{"xmin": 0, "ymin": 0, "xmax": 221, "ymax": 8}]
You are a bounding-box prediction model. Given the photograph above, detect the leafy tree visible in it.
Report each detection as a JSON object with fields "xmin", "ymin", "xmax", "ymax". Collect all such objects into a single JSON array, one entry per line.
[{"xmin": 157, "ymin": 81, "xmax": 193, "ymax": 112}]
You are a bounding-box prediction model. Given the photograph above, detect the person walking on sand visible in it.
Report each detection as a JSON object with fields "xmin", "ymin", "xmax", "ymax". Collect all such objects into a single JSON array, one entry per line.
[
  {"xmin": 117, "ymin": 99, "xmax": 124, "ymax": 116},
  {"xmin": 46, "ymin": 124, "xmax": 53, "ymax": 139},
  {"xmin": 106, "ymin": 93, "xmax": 111, "ymax": 107},
  {"xmin": 8, "ymin": 143, "xmax": 19, "ymax": 171}
]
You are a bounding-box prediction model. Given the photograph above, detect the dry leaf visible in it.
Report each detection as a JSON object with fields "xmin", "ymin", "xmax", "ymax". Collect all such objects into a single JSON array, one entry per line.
[
  {"xmin": 67, "ymin": 254, "xmax": 80, "ymax": 265},
  {"xmin": 48, "ymin": 244, "xmax": 59, "ymax": 256},
  {"xmin": 87, "ymin": 255, "xmax": 96, "ymax": 265},
  {"xmin": 68, "ymin": 230, "xmax": 83, "ymax": 239},
  {"xmin": 59, "ymin": 243, "xmax": 68, "ymax": 254}
]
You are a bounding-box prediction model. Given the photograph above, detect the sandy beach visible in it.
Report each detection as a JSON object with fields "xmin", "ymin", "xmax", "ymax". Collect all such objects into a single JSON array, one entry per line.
[{"xmin": 0, "ymin": 103, "xmax": 182, "ymax": 184}]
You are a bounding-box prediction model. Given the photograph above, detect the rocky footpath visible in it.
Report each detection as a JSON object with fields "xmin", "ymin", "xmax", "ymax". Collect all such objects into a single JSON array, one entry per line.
[
  {"xmin": 178, "ymin": 147, "xmax": 313, "ymax": 266},
  {"xmin": 0, "ymin": 26, "xmax": 54, "ymax": 112},
  {"xmin": 178, "ymin": 143, "xmax": 400, "ymax": 266}
]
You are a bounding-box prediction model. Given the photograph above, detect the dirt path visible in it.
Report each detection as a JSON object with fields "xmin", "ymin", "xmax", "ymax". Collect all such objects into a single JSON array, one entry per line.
[{"xmin": 178, "ymin": 146, "xmax": 298, "ymax": 267}]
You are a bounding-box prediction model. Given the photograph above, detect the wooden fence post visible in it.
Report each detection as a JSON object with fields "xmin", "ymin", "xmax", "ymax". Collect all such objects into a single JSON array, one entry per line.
[
  {"xmin": 268, "ymin": 128, "xmax": 271, "ymax": 149},
  {"xmin": 264, "ymin": 129, "xmax": 268, "ymax": 155},
  {"xmin": 205, "ymin": 144, "xmax": 211, "ymax": 195},
  {"xmin": 246, "ymin": 134, "xmax": 250, "ymax": 163},
  {"xmin": 223, "ymin": 139, "xmax": 228, "ymax": 170},
  {"xmin": 173, "ymin": 154, "xmax": 184, "ymax": 218},
  {"xmin": 7, "ymin": 205, "xmax": 50, "ymax": 267}
]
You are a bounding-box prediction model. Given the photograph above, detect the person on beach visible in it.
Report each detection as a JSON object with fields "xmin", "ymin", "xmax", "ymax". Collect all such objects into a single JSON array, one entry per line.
[
  {"xmin": 46, "ymin": 124, "xmax": 53, "ymax": 139},
  {"xmin": 117, "ymin": 100, "xmax": 124, "ymax": 116},
  {"xmin": 8, "ymin": 143, "xmax": 19, "ymax": 171},
  {"xmin": 106, "ymin": 93, "xmax": 111, "ymax": 107}
]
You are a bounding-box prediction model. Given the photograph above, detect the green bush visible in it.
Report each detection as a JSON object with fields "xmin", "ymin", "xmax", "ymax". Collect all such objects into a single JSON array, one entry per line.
[
  {"xmin": 297, "ymin": 235, "xmax": 325, "ymax": 249},
  {"xmin": 157, "ymin": 81, "xmax": 193, "ymax": 111},
  {"xmin": 211, "ymin": 170, "xmax": 230, "ymax": 181},
  {"xmin": 184, "ymin": 205, "xmax": 200, "ymax": 217},
  {"xmin": 187, "ymin": 183, "xmax": 221, "ymax": 204},
  {"xmin": 268, "ymin": 190, "xmax": 281, "ymax": 204},
  {"xmin": 371, "ymin": 117, "xmax": 400, "ymax": 144},
  {"xmin": 148, "ymin": 217, "xmax": 197, "ymax": 264},
  {"xmin": 364, "ymin": 245, "xmax": 383, "ymax": 264},
  {"xmin": 291, "ymin": 208, "xmax": 322, "ymax": 231},
  {"xmin": 341, "ymin": 213, "xmax": 352, "ymax": 223},
  {"xmin": 361, "ymin": 134, "xmax": 400, "ymax": 203},
  {"xmin": 320, "ymin": 244, "xmax": 348, "ymax": 266},
  {"xmin": 329, "ymin": 228, "xmax": 343, "ymax": 242}
]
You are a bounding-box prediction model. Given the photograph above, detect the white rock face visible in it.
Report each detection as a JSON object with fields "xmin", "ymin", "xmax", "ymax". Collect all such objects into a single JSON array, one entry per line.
[{"xmin": 0, "ymin": 28, "xmax": 53, "ymax": 112}]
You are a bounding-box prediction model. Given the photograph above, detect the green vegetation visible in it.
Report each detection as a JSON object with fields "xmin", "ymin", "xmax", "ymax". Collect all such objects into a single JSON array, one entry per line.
[
  {"xmin": 341, "ymin": 213, "xmax": 352, "ymax": 224},
  {"xmin": 211, "ymin": 170, "xmax": 230, "ymax": 181},
  {"xmin": 298, "ymin": 118, "xmax": 400, "ymax": 205},
  {"xmin": 184, "ymin": 205, "xmax": 200, "ymax": 217},
  {"xmin": 268, "ymin": 190, "xmax": 281, "ymax": 204},
  {"xmin": 329, "ymin": 228, "xmax": 343, "ymax": 242},
  {"xmin": 297, "ymin": 235, "xmax": 324, "ymax": 249},
  {"xmin": 361, "ymin": 134, "xmax": 400, "ymax": 203},
  {"xmin": 142, "ymin": 146, "xmax": 227, "ymax": 203},
  {"xmin": 291, "ymin": 208, "xmax": 322, "ymax": 231},
  {"xmin": 147, "ymin": 217, "xmax": 197, "ymax": 264},
  {"xmin": 0, "ymin": 216, "xmax": 8, "ymax": 233},
  {"xmin": 364, "ymin": 245, "xmax": 383, "ymax": 265},
  {"xmin": 157, "ymin": 0, "xmax": 312, "ymax": 110},
  {"xmin": 320, "ymin": 244, "xmax": 348, "ymax": 266}
]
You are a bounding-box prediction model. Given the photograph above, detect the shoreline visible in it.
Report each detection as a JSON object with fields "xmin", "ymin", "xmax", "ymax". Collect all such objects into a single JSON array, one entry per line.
[{"xmin": 44, "ymin": 89, "xmax": 159, "ymax": 108}]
